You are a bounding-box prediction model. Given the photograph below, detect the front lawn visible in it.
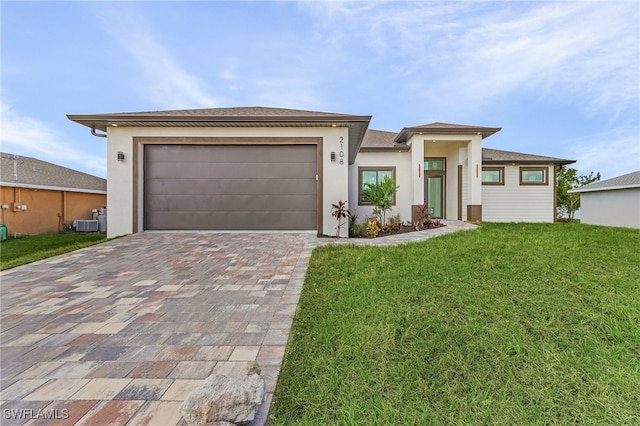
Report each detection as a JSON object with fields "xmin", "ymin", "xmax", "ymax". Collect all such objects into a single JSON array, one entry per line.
[
  {"xmin": 271, "ymin": 223, "xmax": 640, "ymax": 425},
  {"xmin": 0, "ymin": 233, "xmax": 107, "ymax": 270}
]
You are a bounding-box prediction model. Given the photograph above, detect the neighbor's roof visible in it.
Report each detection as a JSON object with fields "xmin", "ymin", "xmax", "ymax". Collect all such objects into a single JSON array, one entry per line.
[
  {"xmin": 569, "ymin": 170, "xmax": 640, "ymax": 193},
  {"xmin": 394, "ymin": 122, "xmax": 502, "ymax": 143},
  {"xmin": 0, "ymin": 153, "xmax": 106, "ymax": 193},
  {"xmin": 481, "ymin": 148, "xmax": 575, "ymax": 166},
  {"xmin": 67, "ymin": 106, "xmax": 372, "ymax": 165}
]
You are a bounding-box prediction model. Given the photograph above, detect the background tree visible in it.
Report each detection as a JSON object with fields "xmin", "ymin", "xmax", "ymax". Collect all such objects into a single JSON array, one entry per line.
[
  {"xmin": 361, "ymin": 175, "xmax": 399, "ymax": 224},
  {"xmin": 556, "ymin": 167, "xmax": 601, "ymax": 221}
]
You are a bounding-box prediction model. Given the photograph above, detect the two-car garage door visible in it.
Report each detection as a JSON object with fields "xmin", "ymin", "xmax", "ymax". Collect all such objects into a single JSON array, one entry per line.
[{"xmin": 144, "ymin": 144, "xmax": 317, "ymax": 230}]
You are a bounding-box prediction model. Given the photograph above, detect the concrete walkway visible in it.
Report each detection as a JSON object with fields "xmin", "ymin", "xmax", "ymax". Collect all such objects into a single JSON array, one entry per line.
[{"xmin": 0, "ymin": 221, "xmax": 476, "ymax": 425}]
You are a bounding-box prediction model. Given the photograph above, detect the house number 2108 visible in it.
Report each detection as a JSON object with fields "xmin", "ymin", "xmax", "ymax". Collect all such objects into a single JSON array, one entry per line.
[{"xmin": 338, "ymin": 136, "xmax": 345, "ymax": 165}]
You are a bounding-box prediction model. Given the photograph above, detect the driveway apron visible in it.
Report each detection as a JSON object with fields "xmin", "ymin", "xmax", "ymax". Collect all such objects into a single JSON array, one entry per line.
[{"xmin": 0, "ymin": 232, "xmax": 318, "ymax": 425}]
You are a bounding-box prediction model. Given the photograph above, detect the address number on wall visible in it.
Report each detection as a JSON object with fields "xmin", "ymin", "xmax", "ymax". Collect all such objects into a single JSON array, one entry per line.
[{"xmin": 338, "ymin": 136, "xmax": 345, "ymax": 165}]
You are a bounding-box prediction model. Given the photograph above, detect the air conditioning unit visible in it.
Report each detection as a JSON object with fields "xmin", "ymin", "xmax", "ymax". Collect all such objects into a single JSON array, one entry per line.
[{"xmin": 75, "ymin": 220, "xmax": 99, "ymax": 232}]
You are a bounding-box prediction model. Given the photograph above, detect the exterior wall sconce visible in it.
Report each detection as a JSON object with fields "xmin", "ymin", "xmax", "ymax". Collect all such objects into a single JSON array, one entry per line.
[
  {"xmin": 117, "ymin": 152, "xmax": 125, "ymax": 161},
  {"xmin": 330, "ymin": 152, "xmax": 336, "ymax": 162}
]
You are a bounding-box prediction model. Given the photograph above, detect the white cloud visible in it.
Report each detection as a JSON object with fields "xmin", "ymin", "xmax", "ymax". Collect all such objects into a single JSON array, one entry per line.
[
  {"xmin": 304, "ymin": 1, "xmax": 639, "ymax": 114},
  {"xmin": 450, "ymin": 2, "xmax": 639, "ymax": 112},
  {"xmin": 100, "ymin": 8, "xmax": 221, "ymax": 109},
  {"xmin": 0, "ymin": 102, "xmax": 106, "ymax": 177},
  {"xmin": 566, "ymin": 130, "xmax": 640, "ymax": 179}
]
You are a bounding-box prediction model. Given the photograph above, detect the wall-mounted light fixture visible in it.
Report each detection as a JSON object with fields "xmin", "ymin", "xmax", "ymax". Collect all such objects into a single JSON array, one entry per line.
[
  {"xmin": 330, "ymin": 152, "xmax": 336, "ymax": 162},
  {"xmin": 117, "ymin": 152, "xmax": 125, "ymax": 161}
]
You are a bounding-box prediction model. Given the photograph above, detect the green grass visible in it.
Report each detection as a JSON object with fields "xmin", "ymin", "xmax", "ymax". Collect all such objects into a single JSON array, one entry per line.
[
  {"xmin": 0, "ymin": 233, "xmax": 107, "ymax": 270},
  {"xmin": 271, "ymin": 223, "xmax": 640, "ymax": 425}
]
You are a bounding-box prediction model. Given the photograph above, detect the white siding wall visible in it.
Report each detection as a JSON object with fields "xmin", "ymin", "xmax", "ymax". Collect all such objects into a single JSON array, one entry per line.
[
  {"xmin": 580, "ymin": 188, "xmax": 640, "ymax": 228},
  {"xmin": 349, "ymin": 151, "xmax": 412, "ymax": 223},
  {"xmin": 106, "ymin": 126, "xmax": 349, "ymax": 238},
  {"xmin": 482, "ymin": 165, "xmax": 555, "ymax": 222}
]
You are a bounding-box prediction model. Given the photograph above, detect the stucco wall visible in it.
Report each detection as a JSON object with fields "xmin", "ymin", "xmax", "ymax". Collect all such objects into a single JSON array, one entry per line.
[
  {"xmin": 106, "ymin": 126, "xmax": 349, "ymax": 238},
  {"xmin": 422, "ymin": 140, "xmax": 472, "ymax": 221},
  {"xmin": 482, "ymin": 165, "xmax": 555, "ymax": 222},
  {"xmin": 352, "ymin": 141, "xmax": 477, "ymax": 224},
  {"xmin": 0, "ymin": 186, "xmax": 106, "ymax": 236},
  {"xmin": 349, "ymin": 151, "xmax": 412, "ymax": 224},
  {"xmin": 413, "ymin": 136, "xmax": 482, "ymax": 221},
  {"xmin": 580, "ymin": 188, "xmax": 640, "ymax": 228}
]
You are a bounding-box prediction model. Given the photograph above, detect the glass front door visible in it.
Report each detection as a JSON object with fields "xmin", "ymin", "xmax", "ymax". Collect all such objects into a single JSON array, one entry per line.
[{"xmin": 425, "ymin": 175, "xmax": 444, "ymax": 218}]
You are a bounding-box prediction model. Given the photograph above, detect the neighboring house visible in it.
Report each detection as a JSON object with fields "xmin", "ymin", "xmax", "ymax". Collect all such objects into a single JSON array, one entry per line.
[
  {"xmin": 568, "ymin": 171, "xmax": 640, "ymax": 229},
  {"xmin": 67, "ymin": 107, "xmax": 574, "ymax": 238},
  {"xmin": 0, "ymin": 153, "xmax": 106, "ymax": 236}
]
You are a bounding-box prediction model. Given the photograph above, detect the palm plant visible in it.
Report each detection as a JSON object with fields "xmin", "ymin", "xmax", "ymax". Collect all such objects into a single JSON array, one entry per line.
[{"xmin": 361, "ymin": 175, "xmax": 399, "ymax": 224}]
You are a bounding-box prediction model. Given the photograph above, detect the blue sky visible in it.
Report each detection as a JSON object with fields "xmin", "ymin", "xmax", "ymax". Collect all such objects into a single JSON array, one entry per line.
[{"xmin": 2, "ymin": 1, "xmax": 639, "ymax": 180}]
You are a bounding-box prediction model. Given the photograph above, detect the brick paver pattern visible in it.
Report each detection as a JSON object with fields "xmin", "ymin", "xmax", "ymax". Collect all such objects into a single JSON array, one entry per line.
[{"xmin": 1, "ymin": 232, "xmax": 317, "ymax": 425}]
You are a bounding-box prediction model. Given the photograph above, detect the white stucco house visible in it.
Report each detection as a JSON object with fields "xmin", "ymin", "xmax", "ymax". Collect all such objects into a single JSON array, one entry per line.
[
  {"xmin": 568, "ymin": 171, "xmax": 640, "ymax": 229},
  {"xmin": 68, "ymin": 107, "xmax": 574, "ymax": 238}
]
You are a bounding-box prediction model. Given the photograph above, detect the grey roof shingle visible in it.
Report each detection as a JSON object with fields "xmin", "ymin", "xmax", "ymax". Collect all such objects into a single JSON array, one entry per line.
[
  {"xmin": 481, "ymin": 148, "xmax": 574, "ymax": 165},
  {"xmin": 361, "ymin": 130, "xmax": 574, "ymax": 165},
  {"xmin": 67, "ymin": 106, "xmax": 372, "ymax": 131},
  {"xmin": 570, "ymin": 170, "xmax": 640, "ymax": 193},
  {"xmin": 88, "ymin": 106, "xmax": 361, "ymax": 118},
  {"xmin": 360, "ymin": 129, "xmax": 408, "ymax": 150},
  {"xmin": 0, "ymin": 153, "xmax": 106, "ymax": 193},
  {"xmin": 394, "ymin": 122, "xmax": 502, "ymax": 142}
]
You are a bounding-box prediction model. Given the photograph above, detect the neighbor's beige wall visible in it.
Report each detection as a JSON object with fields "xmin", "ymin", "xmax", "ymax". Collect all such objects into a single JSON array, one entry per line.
[{"xmin": 0, "ymin": 186, "xmax": 106, "ymax": 236}]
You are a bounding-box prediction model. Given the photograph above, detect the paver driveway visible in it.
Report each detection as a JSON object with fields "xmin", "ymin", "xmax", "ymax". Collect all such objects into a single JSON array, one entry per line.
[{"xmin": 0, "ymin": 232, "xmax": 318, "ymax": 425}]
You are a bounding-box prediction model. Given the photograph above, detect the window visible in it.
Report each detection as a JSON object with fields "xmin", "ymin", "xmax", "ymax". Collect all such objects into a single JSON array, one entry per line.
[
  {"xmin": 482, "ymin": 167, "xmax": 504, "ymax": 185},
  {"xmin": 358, "ymin": 167, "xmax": 396, "ymax": 205},
  {"xmin": 520, "ymin": 167, "xmax": 548, "ymax": 185},
  {"xmin": 424, "ymin": 159, "xmax": 445, "ymax": 171}
]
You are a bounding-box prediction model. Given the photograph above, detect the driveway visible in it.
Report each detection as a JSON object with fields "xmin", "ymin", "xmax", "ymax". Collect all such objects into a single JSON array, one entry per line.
[{"xmin": 0, "ymin": 232, "xmax": 318, "ymax": 425}]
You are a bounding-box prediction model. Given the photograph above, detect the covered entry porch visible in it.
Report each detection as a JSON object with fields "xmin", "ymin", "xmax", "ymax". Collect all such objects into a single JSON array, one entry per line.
[{"xmin": 394, "ymin": 122, "xmax": 501, "ymax": 222}]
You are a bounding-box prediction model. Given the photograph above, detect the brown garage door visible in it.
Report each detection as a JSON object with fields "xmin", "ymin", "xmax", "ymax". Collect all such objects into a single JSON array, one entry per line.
[{"xmin": 144, "ymin": 144, "xmax": 317, "ymax": 230}]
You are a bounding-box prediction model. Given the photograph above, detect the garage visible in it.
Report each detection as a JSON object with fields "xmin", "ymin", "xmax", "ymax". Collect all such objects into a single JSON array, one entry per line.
[{"xmin": 144, "ymin": 144, "xmax": 318, "ymax": 230}]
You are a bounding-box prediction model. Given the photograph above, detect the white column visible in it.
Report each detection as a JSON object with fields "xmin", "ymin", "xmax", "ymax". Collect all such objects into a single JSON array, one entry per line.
[
  {"xmin": 467, "ymin": 135, "xmax": 483, "ymax": 220},
  {"xmin": 410, "ymin": 135, "xmax": 425, "ymax": 205}
]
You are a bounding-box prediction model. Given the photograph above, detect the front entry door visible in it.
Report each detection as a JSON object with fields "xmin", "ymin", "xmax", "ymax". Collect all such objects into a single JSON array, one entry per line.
[{"xmin": 425, "ymin": 175, "xmax": 444, "ymax": 218}]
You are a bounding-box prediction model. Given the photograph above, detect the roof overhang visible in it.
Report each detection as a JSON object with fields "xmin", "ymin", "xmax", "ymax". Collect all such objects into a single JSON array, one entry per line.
[
  {"xmin": 482, "ymin": 159, "xmax": 575, "ymax": 166},
  {"xmin": 67, "ymin": 112, "xmax": 372, "ymax": 164},
  {"xmin": 394, "ymin": 124, "xmax": 501, "ymax": 144},
  {"xmin": 569, "ymin": 184, "xmax": 640, "ymax": 194},
  {"xmin": 359, "ymin": 144, "xmax": 410, "ymax": 153},
  {"xmin": 0, "ymin": 182, "xmax": 106, "ymax": 194}
]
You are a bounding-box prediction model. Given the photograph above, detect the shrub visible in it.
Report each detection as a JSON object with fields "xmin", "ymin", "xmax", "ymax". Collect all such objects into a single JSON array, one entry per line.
[
  {"xmin": 331, "ymin": 200, "xmax": 352, "ymax": 237},
  {"xmin": 366, "ymin": 218, "xmax": 380, "ymax": 238}
]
